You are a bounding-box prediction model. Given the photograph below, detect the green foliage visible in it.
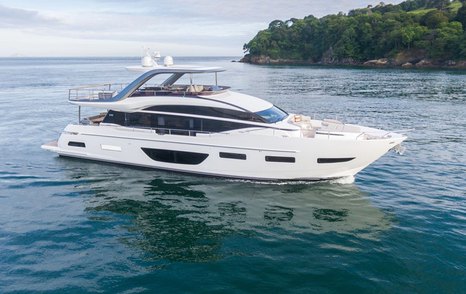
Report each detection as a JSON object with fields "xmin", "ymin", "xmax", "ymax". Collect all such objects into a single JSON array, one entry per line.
[
  {"xmin": 407, "ymin": 8, "xmax": 436, "ymax": 16},
  {"xmin": 243, "ymin": 0, "xmax": 465, "ymax": 62},
  {"xmin": 455, "ymin": 1, "xmax": 466, "ymax": 26},
  {"xmin": 429, "ymin": 21, "xmax": 463, "ymax": 58},
  {"xmin": 421, "ymin": 10, "xmax": 449, "ymax": 28}
]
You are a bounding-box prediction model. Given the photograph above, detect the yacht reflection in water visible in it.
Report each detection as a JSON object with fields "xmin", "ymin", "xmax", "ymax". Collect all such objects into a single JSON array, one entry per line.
[{"xmin": 66, "ymin": 162, "xmax": 391, "ymax": 262}]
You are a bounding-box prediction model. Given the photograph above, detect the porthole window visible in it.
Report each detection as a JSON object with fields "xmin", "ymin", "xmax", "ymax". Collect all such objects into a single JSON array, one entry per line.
[{"xmin": 68, "ymin": 141, "xmax": 86, "ymax": 148}]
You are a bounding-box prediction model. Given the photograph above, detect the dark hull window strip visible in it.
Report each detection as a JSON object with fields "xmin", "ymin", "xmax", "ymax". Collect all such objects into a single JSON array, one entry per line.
[
  {"xmin": 265, "ymin": 156, "xmax": 295, "ymax": 163},
  {"xmin": 145, "ymin": 105, "xmax": 266, "ymax": 123},
  {"xmin": 103, "ymin": 110, "xmax": 299, "ymax": 133},
  {"xmin": 317, "ymin": 157, "xmax": 355, "ymax": 164},
  {"xmin": 141, "ymin": 148, "xmax": 208, "ymax": 165},
  {"xmin": 68, "ymin": 141, "xmax": 86, "ymax": 148},
  {"xmin": 219, "ymin": 152, "xmax": 246, "ymax": 160}
]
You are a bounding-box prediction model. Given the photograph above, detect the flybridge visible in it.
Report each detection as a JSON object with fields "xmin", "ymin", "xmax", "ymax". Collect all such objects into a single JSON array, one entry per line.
[
  {"xmin": 68, "ymin": 66, "xmax": 230, "ymax": 103},
  {"xmin": 113, "ymin": 66, "xmax": 227, "ymax": 101},
  {"xmin": 68, "ymin": 65, "xmax": 227, "ymax": 103},
  {"xmin": 67, "ymin": 53, "xmax": 229, "ymax": 124},
  {"xmin": 69, "ymin": 51, "xmax": 227, "ymax": 103}
]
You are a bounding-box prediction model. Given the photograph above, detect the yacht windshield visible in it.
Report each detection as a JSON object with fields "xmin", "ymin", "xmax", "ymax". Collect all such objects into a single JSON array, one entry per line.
[{"xmin": 255, "ymin": 106, "xmax": 288, "ymax": 123}]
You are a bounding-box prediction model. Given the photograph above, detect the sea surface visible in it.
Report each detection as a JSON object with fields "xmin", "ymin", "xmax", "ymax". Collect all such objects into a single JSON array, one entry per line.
[{"xmin": 0, "ymin": 57, "xmax": 465, "ymax": 293}]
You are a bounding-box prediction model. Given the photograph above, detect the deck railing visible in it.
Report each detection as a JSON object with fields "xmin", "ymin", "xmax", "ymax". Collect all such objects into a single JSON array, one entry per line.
[
  {"xmin": 107, "ymin": 125, "xmax": 218, "ymax": 137},
  {"xmin": 69, "ymin": 83, "xmax": 126, "ymax": 101}
]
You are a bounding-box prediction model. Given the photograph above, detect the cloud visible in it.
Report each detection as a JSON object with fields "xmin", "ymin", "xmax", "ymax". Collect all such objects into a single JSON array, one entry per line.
[
  {"xmin": 94, "ymin": 0, "xmax": 403, "ymax": 21},
  {"xmin": 10, "ymin": 4, "xmax": 262, "ymax": 48},
  {"xmin": 0, "ymin": 0, "xmax": 404, "ymax": 56},
  {"xmin": 0, "ymin": 4, "xmax": 62, "ymax": 28}
]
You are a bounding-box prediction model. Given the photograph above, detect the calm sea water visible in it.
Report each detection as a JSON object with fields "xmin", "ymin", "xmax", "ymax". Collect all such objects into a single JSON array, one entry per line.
[{"xmin": 0, "ymin": 57, "xmax": 465, "ymax": 293}]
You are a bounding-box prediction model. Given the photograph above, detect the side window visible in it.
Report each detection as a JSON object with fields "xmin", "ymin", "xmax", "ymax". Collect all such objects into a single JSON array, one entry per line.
[
  {"xmin": 255, "ymin": 106, "xmax": 288, "ymax": 123},
  {"xmin": 127, "ymin": 113, "xmax": 152, "ymax": 128},
  {"xmin": 219, "ymin": 152, "xmax": 246, "ymax": 160},
  {"xmin": 157, "ymin": 116, "xmax": 165, "ymax": 126},
  {"xmin": 103, "ymin": 110, "xmax": 125, "ymax": 125},
  {"xmin": 165, "ymin": 115, "xmax": 190, "ymax": 130},
  {"xmin": 141, "ymin": 148, "xmax": 209, "ymax": 165},
  {"xmin": 265, "ymin": 156, "xmax": 295, "ymax": 163},
  {"xmin": 153, "ymin": 114, "xmax": 202, "ymax": 131},
  {"xmin": 103, "ymin": 112, "xmax": 254, "ymax": 133},
  {"xmin": 145, "ymin": 105, "xmax": 266, "ymax": 123},
  {"xmin": 202, "ymin": 119, "xmax": 250, "ymax": 132}
]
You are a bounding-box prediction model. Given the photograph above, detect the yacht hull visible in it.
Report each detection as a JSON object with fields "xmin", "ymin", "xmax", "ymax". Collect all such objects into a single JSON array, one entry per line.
[{"xmin": 42, "ymin": 124, "xmax": 405, "ymax": 181}]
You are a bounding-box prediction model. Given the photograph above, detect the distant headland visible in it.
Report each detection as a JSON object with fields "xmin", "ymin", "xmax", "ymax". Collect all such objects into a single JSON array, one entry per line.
[{"xmin": 241, "ymin": 0, "xmax": 466, "ymax": 69}]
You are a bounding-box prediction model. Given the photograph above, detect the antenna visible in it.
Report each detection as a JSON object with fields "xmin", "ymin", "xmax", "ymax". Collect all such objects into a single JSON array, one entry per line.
[
  {"xmin": 152, "ymin": 51, "xmax": 161, "ymax": 66},
  {"xmin": 141, "ymin": 47, "xmax": 154, "ymax": 67}
]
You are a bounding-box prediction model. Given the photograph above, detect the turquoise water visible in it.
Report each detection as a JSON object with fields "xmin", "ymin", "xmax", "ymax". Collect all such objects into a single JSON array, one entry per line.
[{"xmin": 0, "ymin": 57, "xmax": 465, "ymax": 293}]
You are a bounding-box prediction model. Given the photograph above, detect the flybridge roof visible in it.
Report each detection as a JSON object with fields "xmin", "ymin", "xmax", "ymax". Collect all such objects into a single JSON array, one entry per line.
[
  {"xmin": 69, "ymin": 65, "xmax": 226, "ymax": 104},
  {"xmin": 115, "ymin": 66, "xmax": 226, "ymax": 101},
  {"xmin": 125, "ymin": 65, "xmax": 226, "ymax": 74}
]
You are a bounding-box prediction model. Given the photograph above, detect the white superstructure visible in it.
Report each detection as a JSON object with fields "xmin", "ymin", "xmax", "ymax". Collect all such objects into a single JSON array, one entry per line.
[{"xmin": 42, "ymin": 57, "xmax": 407, "ymax": 181}]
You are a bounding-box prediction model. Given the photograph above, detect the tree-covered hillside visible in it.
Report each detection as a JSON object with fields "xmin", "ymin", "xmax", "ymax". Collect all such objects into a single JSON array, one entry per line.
[{"xmin": 242, "ymin": 0, "xmax": 466, "ymax": 66}]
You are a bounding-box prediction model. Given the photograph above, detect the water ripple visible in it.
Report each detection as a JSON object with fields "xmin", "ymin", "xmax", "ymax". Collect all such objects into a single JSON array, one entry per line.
[{"xmin": 1, "ymin": 57, "xmax": 465, "ymax": 293}]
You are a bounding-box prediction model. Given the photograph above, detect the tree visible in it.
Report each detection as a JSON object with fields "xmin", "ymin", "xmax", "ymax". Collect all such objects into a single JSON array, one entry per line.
[
  {"xmin": 422, "ymin": 10, "xmax": 449, "ymax": 28},
  {"xmin": 455, "ymin": 1, "xmax": 466, "ymax": 28},
  {"xmin": 429, "ymin": 21, "xmax": 463, "ymax": 58},
  {"xmin": 429, "ymin": 0, "xmax": 451, "ymax": 10},
  {"xmin": 243, "ymin": 0, "xmax": 465, "ymax": 63},
  {"xmin": 399, "ymin": 24, "xmax": 429, "ymax": 48}
]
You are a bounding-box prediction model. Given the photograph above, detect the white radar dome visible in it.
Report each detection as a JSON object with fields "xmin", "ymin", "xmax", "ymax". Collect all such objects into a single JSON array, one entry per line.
[
  {"xmin": 164, "ymin": 56, "xmax": 174, "ymax": 67},
  {"xmin": 141, "ymin": 53, "xmax": 154, "ymax": 67}
]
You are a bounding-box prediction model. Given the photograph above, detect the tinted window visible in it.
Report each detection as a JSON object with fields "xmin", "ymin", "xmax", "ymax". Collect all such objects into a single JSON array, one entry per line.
[
  {"xmin": 103, "ymin": 110, "xmax": 126, "ymax": 125},
  {"xmin": 127, "ymin": 112, "xmax": 153, "ymax": 128},
  {"xmin": 159, "ymin": 115, "xmax": 199, "ymax": 130},
  {"xmin": 145, "ymin": 105, "xmax": 265, "ymax": 123},
  {"xmin": 103, "ymin": 111, "xmax": 256, "ymax": 133},
  {"xmin": 265, "ymin": 156, "xmax": 295, "ymax": 163},
  {"xmin": 219, "ymin": 152, "xmax": 247, "ymax": 160},
  {"xmin": 255, "ymin": 106, "xmax": 288, "ymax": 123},
  {"xmin": 201, "ymin": 119, "xmax": 251, "ymax": 132},
  {"xmin": 137, "ymin": 113, "xmax": 252, "ymax": 133},
  {"xmin": 68, "ymin": 141, "xmax": 85, "ymax": 148},
  {"xmin": 141, "ymin": 148, "xmax": 208, "ymax": 165}
]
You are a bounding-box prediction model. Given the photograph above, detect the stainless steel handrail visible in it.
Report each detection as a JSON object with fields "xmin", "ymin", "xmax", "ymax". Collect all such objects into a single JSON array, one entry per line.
[{"xmin": 68, "ymin": 83, "xmax": 126, "ymax": 101}]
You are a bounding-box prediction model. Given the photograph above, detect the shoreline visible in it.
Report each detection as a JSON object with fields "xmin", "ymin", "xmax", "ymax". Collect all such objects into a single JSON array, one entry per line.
[{"xmin": 239, "ymin": 55, "xmax": 466, "ymax": 70}]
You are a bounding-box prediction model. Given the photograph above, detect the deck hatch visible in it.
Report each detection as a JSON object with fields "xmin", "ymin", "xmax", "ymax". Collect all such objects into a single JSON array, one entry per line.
[
  {"xmin": 265, "ymin": 156, "xmax": 295, "ymax": 163},
  {"xmin": 317, "ymin": 157, "xmax": 355, "ymax": 164},
  {"xmin": 68, "ymin": 141, "xmax": 86, "ymax": 148},
  {"xmin": 219, "ymin": 152, "xmax": 247, "ymax": 160},
  {"xmin": 141, "ymin": 148, "xmax": 208, "ymax": 165}
]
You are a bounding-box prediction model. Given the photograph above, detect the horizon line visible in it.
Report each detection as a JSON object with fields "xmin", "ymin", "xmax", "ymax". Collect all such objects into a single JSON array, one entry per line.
[{"xmin": 0, "ymin": 55, "xmax": 243, "ymax": 58}]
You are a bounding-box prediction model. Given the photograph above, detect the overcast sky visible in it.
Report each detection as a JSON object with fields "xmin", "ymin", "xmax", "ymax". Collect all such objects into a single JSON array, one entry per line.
[{"xmin": 0, "ymin": 0, "xmax": 402, "ymax": 57}]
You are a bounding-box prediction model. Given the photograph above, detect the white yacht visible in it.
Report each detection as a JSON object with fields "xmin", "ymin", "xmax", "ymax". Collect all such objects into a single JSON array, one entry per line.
[{"xmin": 42, "ymin": 56, "xmax": 407, "ymax": 181}]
